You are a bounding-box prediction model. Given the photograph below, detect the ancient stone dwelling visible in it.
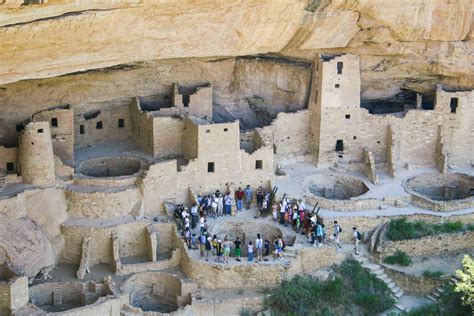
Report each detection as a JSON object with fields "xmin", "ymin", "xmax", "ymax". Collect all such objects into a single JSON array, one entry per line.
[{"xmin": 0, "ymin": 1, "xmax": 473, "ymax": 315}]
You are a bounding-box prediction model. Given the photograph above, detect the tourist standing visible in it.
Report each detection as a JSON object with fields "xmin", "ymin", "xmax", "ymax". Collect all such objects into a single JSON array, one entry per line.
[
  {"xmin": 199, "ymin": 232, "xmax": 207, "ymax": 259},
  {"xmin": 353, "ymin": 227, "xmax": 361, "ymax": 255},
  {"xmin": 222, "ymin": 237, "xmax": 232, "ymax": 264},
  {"xmin": 211, "ymin": 195, "xmax": 218, "ymax": 218},
  {"xmin": 332, "ymin": 221, "xmax": 342, "ymax": 250},
  {"xmin": 255, "ymin": 233, "xmax": 263, "ymax": 262},
  {"xmin": 235, "ymin": 188, "xmax": 244, "ymax": 212},
  {"xmin": 272, "ymin": 203, "xmax": 278, "ymax": 222},
  {"xmin": 224, "ymin": 192, "xmax": 233, "ymax": 216},
  {"xmin": 205, "ymin": 236, "xmax": 212, "ymax": 261},
  {"xmin": 216, "ymin": 239, "xmax": 223, "ymax": 263},
  {"xmin": 247, "ymin": 241, "xmax": 254, "ymax": 262},
  {"xmin": 263, "ymin": 239, "xmax": 270, "ymax": 261},
  {"xmin": 256, "ymin": 186, "xmax": 264, "ymax": 209},
  {"xmin": 244, "ymin": 185, "xmax": 253, "ymax": 210},
  {"xmin": 234, "ymin": 237, "xmax": 242, "ymax": 262},
  {"xmin": 190, "ymin": 203, "xmax": 198, "ymax": 229},
  {"xmin": 216, "ymin": 191, "xmax": 224, "ymax": 217}
]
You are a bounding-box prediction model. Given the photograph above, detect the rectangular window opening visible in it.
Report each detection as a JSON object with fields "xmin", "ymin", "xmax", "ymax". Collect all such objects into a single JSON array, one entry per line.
[
  {"xmin": 255, "ymin": 160, "xmax": 263, "ymax": 170},
  {"xmin": 206, "ymin": 129, "xmax": 210, "ymax": 133},
  {"xmin": 96, "ymin": 121, "xmax": 103, "ymax": 129},
  {"xmin": 450, "ymin": 97, "xmax": 458, "ymax": 113},
  {"xmin": 51, "ymin": 118, "xmax": 58, "ymax": 127},
  {"xmin": 224, "ymin": 128, "xmax": 228, "ymax": 132},
  {"xmin": 79, "ymin": 125, "xmax": 85, "ymax": 135},
  {"xmin": 118, "ymin": 118, "xmax": 125, "ymax": 128},
  {"xmin": 6, "ymin": 162, "xmax": 15, "ymax": 172},
  {"xmin": 207, "ymin": 162, "xmax": 215, "ymax": 173},
  {"xmin": 337, "ymin": 62, "xmax": 343, "ymax": 75},
  {"xmin": 183, "ymin": 94, "xmax": 190, "ymax": 108},
  {"xmin": 335, "ymin": 84, "xmax": 340, "ymax": 88},
  {"xmin": 353, "ymin": 136, "xmax": 357, "ymax": 140},
  {"xmin": 335, "ymin": 139, "xmax": 344, "ymax": 152},
  {"xmin": 37, "ymin": 129, "xmax": 43, "ymax": 133},
  {"xmin": 345, "ymin": 114, "xmax": 350, "ymax": 119}
]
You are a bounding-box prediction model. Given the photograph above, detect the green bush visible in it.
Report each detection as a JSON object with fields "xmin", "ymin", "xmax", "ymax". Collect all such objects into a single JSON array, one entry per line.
[
  {"xmin": 383, "ymin": 250, "xmax": 412, "ymax": 266},
  {"xmin": 387, "ymin": 219, "xmax": 467, "ymax": 241},
  {"xmin": 239, "ymin": 308, "xmax": 252, "ymax": 316},
  {"xmin": 387, "ymin": 218, "xmax": 415, "ymax": 241},
  {"xmin": 265, "ymin": 259, "xmax": 395, "ymax": 315},
  {"xmin": 422, "ymin": 270, "xmax": 444, "ymax": 278},
  {"xmin": 403, "ymin": 303, "xmax": 440, "ymax": 316}
]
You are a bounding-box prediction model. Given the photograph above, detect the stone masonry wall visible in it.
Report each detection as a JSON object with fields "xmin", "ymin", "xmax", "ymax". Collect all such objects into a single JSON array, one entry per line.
[
  {"xmin": 75, "ymin": 102, "xmax": 132, "ymax": 149},
  {"xmin": 381, "ymin": 231, "xmax": 474, "ymax": 258},
  {"xmin": 65, "ymin": 186, "xmax": 141, "ymax": 219},
  {"xmin": 152, "ymin": 116, "xmax": 185, "ymax": 159},
  {"xmin": 0, "ymin": 146, "xmax": 18, "ymax": 175},
  {"xmin": 259, "ymin": 110, "xmax": 311, "ymax": 164},
  {"xmin": 32, "ymin": 106, "xmax": 74, "ymax": 164},
  {"xmin": 383, "ymin": 267, "xmax": 446, "ymax": 295}
]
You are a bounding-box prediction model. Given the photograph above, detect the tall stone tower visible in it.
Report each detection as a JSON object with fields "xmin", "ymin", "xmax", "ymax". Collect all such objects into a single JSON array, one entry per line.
[
  {"xmin": 309, "ymin": 54, "xmax": 361, "ymax": 166},
  {"xmin": 19, "ymin": 122, "xmax": 55, "ymax": 185}
]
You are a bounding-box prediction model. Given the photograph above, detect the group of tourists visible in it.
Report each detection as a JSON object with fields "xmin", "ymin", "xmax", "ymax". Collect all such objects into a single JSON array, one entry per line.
[
  {"xmin": 195, "ymin": 231, "xmax": 286, "ymax": 263},
  {"xmin": 175, "ymin": 185, "xmax": 363, "ymax": 263}
]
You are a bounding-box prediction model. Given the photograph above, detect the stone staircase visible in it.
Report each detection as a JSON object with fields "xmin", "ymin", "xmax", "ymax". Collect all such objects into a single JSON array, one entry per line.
[
  {"xmin": 426, "ymin": 275, "xmax": 459, "ymax": 302},
  {"xmin": 352, "ymin": 255, "xmax": 406, "ymax": 311}
]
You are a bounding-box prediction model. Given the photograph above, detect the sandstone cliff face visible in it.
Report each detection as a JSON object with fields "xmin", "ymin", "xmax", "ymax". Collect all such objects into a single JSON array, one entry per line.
[{"xmin": 0, "ymin": 0, "xmax": 471, "ymax": 95}]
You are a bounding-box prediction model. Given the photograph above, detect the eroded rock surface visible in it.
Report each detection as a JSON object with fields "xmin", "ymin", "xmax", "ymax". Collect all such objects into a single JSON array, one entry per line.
[{"xmin": 0, "ymin": 216, "xmax": 55, "ymax": 278}]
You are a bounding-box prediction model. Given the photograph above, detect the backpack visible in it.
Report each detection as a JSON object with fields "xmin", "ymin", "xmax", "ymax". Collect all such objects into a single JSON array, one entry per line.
[
  {"xmin": 336, "ymin": 225, "xmax": 342, "ymax": 233},
  {"xmin": 357, "ymin": 231, "xmax": 362, "ymax": 240}
]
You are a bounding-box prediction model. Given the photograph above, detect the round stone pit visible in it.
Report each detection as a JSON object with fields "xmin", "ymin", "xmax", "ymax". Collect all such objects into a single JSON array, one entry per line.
[{"xmin": 77, "ymin": 157, "xmax": 142, "ymax": 178}]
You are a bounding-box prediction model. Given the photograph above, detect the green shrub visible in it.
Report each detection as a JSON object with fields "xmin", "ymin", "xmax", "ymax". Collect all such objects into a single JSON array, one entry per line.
[
  {"xmin": 422, "ymin": 270, "xmax": 444, "ymax": 278},
  {"xmin": 383, "ymin": 250, "xmax": 412, "ymax": 266},
  {"xmin": 387, "ymin": 219, "xmax": 467, "ymax": 241},
  {"xmin": 387, "ymin": 218, "xmax": 415, "ymax": 241},
  {"xmin": 403, "ymin": 303, "xmax": 440, "ymax": 316},
  {"xmin": 354, "ymin": 292, "xmax": 394, "ymax": 314},
  {"xmin": 434, "ymin": 221, "xmax": 464, "ymax": 234},
  {"xmin": 266, "ymin": 259, "xmax": 395, "ymax": 315},
  {"xmin": 239, "ymin": 308, "xmax": 252, "ymax": 316}
]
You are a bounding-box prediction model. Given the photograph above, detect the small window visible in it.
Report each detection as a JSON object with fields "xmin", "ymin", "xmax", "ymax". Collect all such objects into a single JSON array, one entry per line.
[
  {"xmin": 224, "ymin": 128, "xmax": 228, "ymax": 132},
  {"xmin": 338, "ymin": 154, "xmax": 343, "ymax": 158},
  {"xmin": 335, "ymin": 84, "xmax": 340, "ymax": 88},
  {"xmin": 6, "ymin": 162, "xmax": 14, "ymax": 172},
  {"xmin": 345, "ymin": 114, "xmax": 350, "ymax": 119},
  {"xmin": 183, "ymin": 94, "xmax": 190, "ymax": 108},
  {"xmin": 377, "ymin": 140, "xmax": 380, "ymax": 144},
  {"xmin": 118, "ymin": 119, "xmax": 125, "ymax": 128},
  {"xmin": 96, "ymin": 121, "xmax": 103, "ymax": 129},
  {"xmin": 207, "ymin": 162, "xmax": 215, "ymax": 173},
  {"xmin": 335, "ymin": 139, "xmax": 344, "ymax": 152},
  {"xmin": 206, "ymin": 129, "xmax": 210, "ymax": 133},
  {"xmin": 16, "ymin": 124, "xmax": 23, "ymax": 132},
  {"xmin": 37, "ymin": 129, "xmax": 43, "ymax": 133},
  {"xmin": 337, "ymin": 62, "xmax": 343, "ymax": 75},
  {"xmin": 450, "ymin": 97, "xmax": 458, "ymax": 113},
  {"xmin": 79, "ymin": 125, "xmax": 85, "ymax": 134},
  {"xmin": 353, "ymin": 136, "xmax": 357, "ymax": 140},
  {"xmin": 51, "ymin": 118, "xmax": 58, "ymax": 127},
  {"xmin": 255, "ymin": 160, "xmax": 263, "ymax": 170}
]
